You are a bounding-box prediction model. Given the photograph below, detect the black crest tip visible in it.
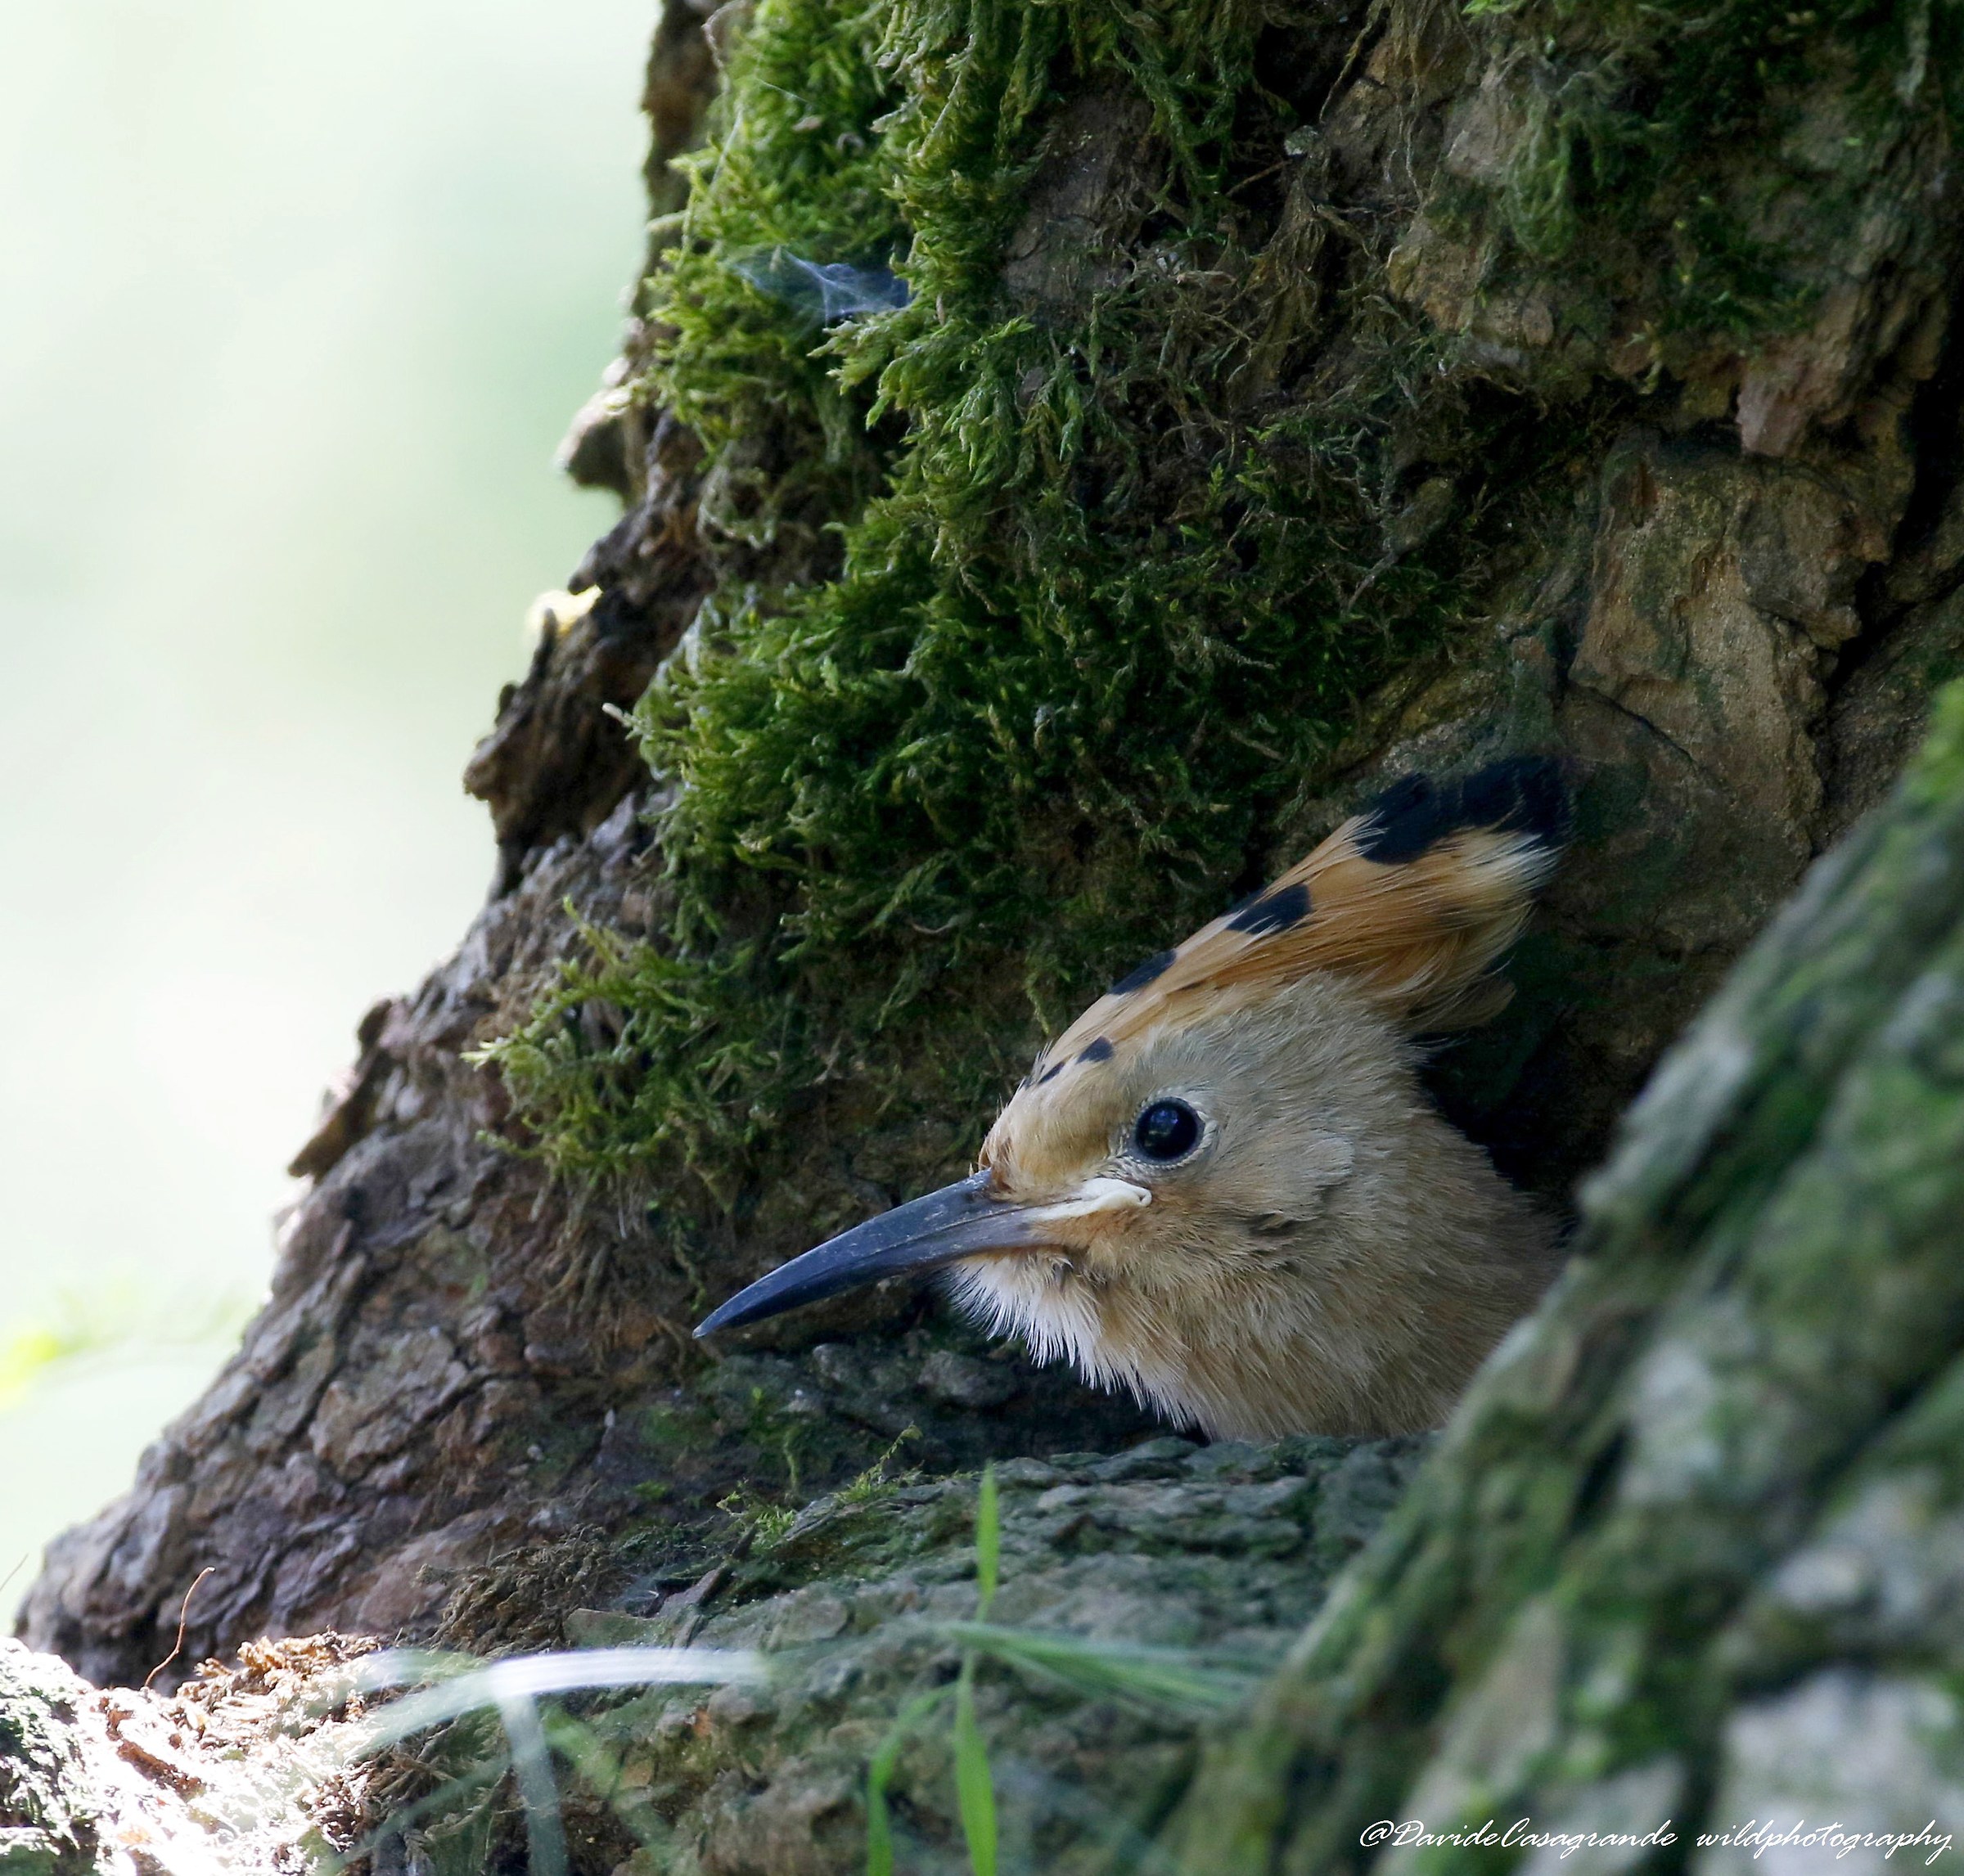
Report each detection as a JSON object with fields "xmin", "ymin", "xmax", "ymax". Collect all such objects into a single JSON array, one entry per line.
[
  {"xmin": 1225, "ymin": 880, "xmax": 1312, "ymax": 937},
  {"xmin": 1110, "ymin": 948, "xmax": 1177, "ymax": 996},
  {"xmin": 1356, "ymin": 756, "xmax": 1570, "ymax": 865}
]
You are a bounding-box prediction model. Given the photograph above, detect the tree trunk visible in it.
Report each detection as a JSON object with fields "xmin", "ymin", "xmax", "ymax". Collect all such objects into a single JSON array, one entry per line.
[{"xmin": 16, "ymin": 5, "xmax": 1964, "ymax": 1859}]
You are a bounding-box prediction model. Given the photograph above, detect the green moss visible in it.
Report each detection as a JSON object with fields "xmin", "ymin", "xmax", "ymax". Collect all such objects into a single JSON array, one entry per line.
[
  {"xmin": 480, "ymin": 912, "xmax": 805, "ymax": 1198},
  {"xmin": 485, "ymin": 0, "xmax": 1957, "ymax": 1208},
  {"xmin": 837, "ymin": 1428, "xmax": 925, "ymax": 1504},
  {"xmin": 644, "ymin": 0, "xmax": 906, "ymax": 548},
  {"xmin": 714, "ymin": 1482, "xmax": 802, "ymax": 1549},
  {"xmin": 484, "ymin": 0, "xmax": 1598, "ymax": 1203},
  {"xmin": 1455, "ymin": 0, "xmax": 1960, "ymax": 337}
]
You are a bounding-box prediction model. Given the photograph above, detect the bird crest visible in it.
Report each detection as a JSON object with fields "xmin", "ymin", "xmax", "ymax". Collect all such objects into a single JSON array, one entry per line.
[{"xmin": 1027, "ymin": 755, "xmax": 1570, "ymax": 1091}]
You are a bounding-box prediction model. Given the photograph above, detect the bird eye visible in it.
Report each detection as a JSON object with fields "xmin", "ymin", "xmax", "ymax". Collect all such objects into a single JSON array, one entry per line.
[{"xmin": 1133, "ymin": 1099, "xmax": 1201, "ymax": 1163}]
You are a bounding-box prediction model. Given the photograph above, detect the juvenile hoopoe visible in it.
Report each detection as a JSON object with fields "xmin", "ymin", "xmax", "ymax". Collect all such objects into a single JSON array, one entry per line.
[{"xmin": 698, "ymin": 758, "xmax": 1569, "ymax": 1439}]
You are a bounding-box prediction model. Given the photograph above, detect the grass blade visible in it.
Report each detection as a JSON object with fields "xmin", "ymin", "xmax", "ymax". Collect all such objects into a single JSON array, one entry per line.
[
  {"xmin": 866, "ymin": 1685, "xmax": 952, "ymax": 1876},
  {"xmin": 974, "ymin": 1464, "xmax": 999, "ymax": 1618},
  {"xmin": 953, "ymin": 1656, "xmax": 997, "ymax": 1876},
  {"xmin": 349, "ymin": 1645, "xmax": 764, "ymax": 1755},
  {"xmin": 933, "ymin": 1622, "xmax": 1257, "ymax": 1720},
  {"xmin": 495, "ymin": 1689, "xmax": 569, "ymax": 1876},
  {"xmin": 339, "ymin": 1645, "xmax": 760, "ymax": 1876}
]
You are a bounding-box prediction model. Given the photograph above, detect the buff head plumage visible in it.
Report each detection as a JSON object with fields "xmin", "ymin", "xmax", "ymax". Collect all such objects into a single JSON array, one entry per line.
[{"xmin": 699, "ymin": 758, "xmax": 1569, "ymax": 1438}]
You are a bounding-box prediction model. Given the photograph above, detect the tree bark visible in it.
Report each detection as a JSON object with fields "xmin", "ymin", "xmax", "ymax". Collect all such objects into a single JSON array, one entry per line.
[{"xmin": 17, "ymin": 3, "xmax": 1964, "ymax": 1820}]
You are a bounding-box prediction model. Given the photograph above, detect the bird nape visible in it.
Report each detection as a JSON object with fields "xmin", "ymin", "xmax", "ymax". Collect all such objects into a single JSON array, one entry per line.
[{"xmin": 697, "ymin": 756, "xmax": 1571, "ymax": 1440}]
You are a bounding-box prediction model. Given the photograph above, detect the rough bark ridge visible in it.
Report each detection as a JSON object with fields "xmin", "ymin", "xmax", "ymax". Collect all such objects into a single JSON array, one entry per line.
[{"xmin": 18, "ymin": 0, "xmax": 1964, "ymax": 1819}]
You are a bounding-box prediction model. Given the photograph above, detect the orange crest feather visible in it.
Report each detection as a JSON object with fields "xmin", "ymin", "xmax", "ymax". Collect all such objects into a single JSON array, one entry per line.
[{"xmin": 1040, "ymin": 758, "xmax": 1569, "ymax": 1068}]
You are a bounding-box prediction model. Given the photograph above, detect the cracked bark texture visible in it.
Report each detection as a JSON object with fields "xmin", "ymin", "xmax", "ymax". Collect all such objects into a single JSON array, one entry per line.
[{"xmin": 18, "ymin": 0, "xmax": 1964, "ymax": 1758}]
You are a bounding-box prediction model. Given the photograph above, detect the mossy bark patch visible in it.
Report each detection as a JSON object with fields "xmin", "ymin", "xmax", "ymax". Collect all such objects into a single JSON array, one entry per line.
[
  {"xmin": 480, "ymin": 0, "xmax": 1611, "ymax": 1203},
  {"xmin": 363, "ymin": 1436, "xmax": 1429, "ymax": 1876}
]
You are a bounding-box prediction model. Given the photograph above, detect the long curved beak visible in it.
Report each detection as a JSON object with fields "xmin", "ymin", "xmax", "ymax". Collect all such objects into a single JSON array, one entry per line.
[{"xmin": 694, "ymin": 1169, "xmax": 1038, "ymax": 1338}]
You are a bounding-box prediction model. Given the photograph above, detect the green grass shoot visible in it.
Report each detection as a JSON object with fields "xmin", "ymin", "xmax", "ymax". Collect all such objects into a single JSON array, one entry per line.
[
  {"xmin": 974, "ymin": 1461, "xmax": 999, "ymax": 1617},
  {"xmin": 953, "ymin": 1462, "xmax": 1002, "ymax": 1875},
  {"xmin": 953, "ymin": 1654, "xmax": 998, "ymax": 1876},
  {"xmin": 931, "ymin": 1622, "xmax": 1259, "ymax": 1721},
  {"xmin": 866, "ymin": 1685, "xmax": 954, "ymax": 1876}
]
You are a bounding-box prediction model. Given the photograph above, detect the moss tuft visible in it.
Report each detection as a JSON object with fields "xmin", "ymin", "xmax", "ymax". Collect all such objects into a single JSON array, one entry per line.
[
  {"xmin": 480, "ymin": 911, "xmax": 806, "ymax": 1197},
  {"xmin": 644, "ymin": 0, "xmax": 906, "ymax": 555}
]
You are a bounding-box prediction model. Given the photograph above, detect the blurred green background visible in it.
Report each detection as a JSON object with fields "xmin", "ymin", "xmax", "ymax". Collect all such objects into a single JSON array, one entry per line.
[{"xmin": 0, "ymin": 0, "xmax": 653, "ymax": 1624}]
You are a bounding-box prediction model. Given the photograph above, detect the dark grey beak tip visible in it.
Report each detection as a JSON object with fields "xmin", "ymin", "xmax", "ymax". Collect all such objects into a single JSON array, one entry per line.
[
  {"xmin": 692, "ymin": 1293, "xmax": 752, "ymax": 1338},
  {"xmin": 690, "ymin": 1169, "xmax": 1034, "ymax": 1338}
]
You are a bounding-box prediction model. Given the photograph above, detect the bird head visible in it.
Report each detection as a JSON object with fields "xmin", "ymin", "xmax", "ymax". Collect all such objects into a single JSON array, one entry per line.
[{"xmin": 696, "ymin": 758, "xmax": 1569, "ymax": 1436}]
